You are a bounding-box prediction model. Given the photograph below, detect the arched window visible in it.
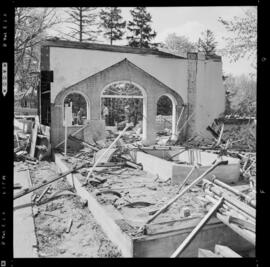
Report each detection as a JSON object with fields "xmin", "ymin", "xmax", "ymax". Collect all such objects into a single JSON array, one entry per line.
[
  {"xmin": 102, "ymin": 82, "xmax": 143, "ymax": 97},
  {"xmin": 101, "ymin": 82, "xmax": 144, "ymax": 127},
  {"xmin": 64, "ymin": 93, "xmax": 87, "ymax": 126},
  {"xmin": 156, "ymin": 94, "xmax": 177, "ymax": 140}
]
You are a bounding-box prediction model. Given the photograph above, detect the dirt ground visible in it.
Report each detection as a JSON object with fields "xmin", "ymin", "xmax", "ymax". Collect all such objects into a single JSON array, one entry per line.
[
  {"xmin": 29, "ymin": 161, "xmax": 122, "ymax": 258},
  {"xmin": 59, "ymin": 155, "xmax": 212, "ymax": 237}
]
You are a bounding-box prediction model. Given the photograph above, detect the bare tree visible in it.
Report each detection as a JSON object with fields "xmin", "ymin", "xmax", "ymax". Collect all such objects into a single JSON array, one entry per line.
[
  {"xmin": 218, "ymin": 8, "xmax": 257, "ymax": 68},
  {"xmin": 162, "ymin": 33, "xmax": 196, "ymax": 54},
  {"xmin": 15, "ymin": 8, "xmax": 60, "ymax": 99}
]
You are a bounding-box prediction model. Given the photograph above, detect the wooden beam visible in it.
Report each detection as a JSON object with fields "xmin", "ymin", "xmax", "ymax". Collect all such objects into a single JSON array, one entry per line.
[
  {"xmin": 29, "ymin": 116, "xmax": 39, "ymax": 158},
  {"xmin": 216, "ymin": 212, "xmax": 255, "ymax": 246},
  {"xmin": 170, "ymin": 197, "xmax": 224, "ymax": 258},
  {"xmin": 214, "ymin": 244, "xmax": 242, "ymax": 258},
  {"xmin": 85, "ymin": 123, "xmax": 132, "ymax": 184},
  {"xmin": 139, "ymin": 160, "xmax": 228, "ymax": 231},
  {"xmin": 13, "ymin": 162, "xmax": 87, "ymax": 200}
]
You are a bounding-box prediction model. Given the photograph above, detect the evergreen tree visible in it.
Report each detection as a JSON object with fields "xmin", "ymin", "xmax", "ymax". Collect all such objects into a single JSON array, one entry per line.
[
  {"xmin": 99, "ymin": 7, "xmax": 126, "ymax": 45},
  {"xmin": 197, "ymin": 29, "xmax": 217, "ymax": 55},
  {"xmin": 66, "ymin": 7, "xmax": 100, "ymax": 42},
  {"xmin": 127, "ymin": 7, "xmax": 157, "ymax": 49}
]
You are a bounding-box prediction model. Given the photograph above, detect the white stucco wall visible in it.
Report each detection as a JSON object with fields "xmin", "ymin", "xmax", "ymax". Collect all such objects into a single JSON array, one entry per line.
[
  {"xmin": 196, "ymin": 60, "xmax": 225, "ymax": 134},
  {"xmin": 49, "ymin": 47, "xmax": 188, "ymax": 104}
]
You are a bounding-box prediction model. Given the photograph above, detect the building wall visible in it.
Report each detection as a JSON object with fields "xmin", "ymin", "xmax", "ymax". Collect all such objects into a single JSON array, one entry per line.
[
  {"xmin": 42, "ymin": 43, "xmax": 225, "ymax": 145},
  {"xmin": 49, "ymin": 47, "xmax": 188, "ymax": 104},
  {"xmin": 51, "ymin": 59, "xmax": 184, "ymax": 147},
  {"xmin": 196, "ymin": 59, "xmax": 225, "ymax": 136}
]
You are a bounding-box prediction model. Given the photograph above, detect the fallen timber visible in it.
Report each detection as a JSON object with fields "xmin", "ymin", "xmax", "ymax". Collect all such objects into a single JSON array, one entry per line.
[
  {"xmin": 202, "ymin": 179, "xmax": 255, "ymax": 219},
  {"xmin": 210, "ymin": 176, "xmax": 255, "ymax": 208},
  {"xmin": 138, "ymin": 159, "xmax": 228, "ymax": 233},
  {"xmin": 54, "ymin": 153, "xmax": 254, "ymax": 257},
  {"xmin": 170, "ymin": 197, "xmax": 224, "ymax": 258},
  {"xmin": 202, "ymin": 180, "xmax": 255, "ymax": 246},
  {"xmin": 13, "ymin": 162, "xmax": 88, "ymax": 200}
]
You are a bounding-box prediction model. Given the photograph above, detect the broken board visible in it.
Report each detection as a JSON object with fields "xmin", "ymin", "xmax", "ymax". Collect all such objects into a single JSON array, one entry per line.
[
  {"xmin": 94, "ymin": 148, "xmax": 118, "ymax": 164},
  {"xmin": 30, "ymin": 116, "xmax": 39, "ymax": 158}
]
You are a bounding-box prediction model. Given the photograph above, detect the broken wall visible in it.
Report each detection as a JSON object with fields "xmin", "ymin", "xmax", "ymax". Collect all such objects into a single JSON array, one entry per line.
[{"xmin": 186, "ymin": 53, "xmax": 225, "ymax": 139}]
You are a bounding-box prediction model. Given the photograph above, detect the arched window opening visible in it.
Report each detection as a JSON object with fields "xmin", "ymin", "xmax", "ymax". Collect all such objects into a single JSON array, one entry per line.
[
  {"xmin": 156, "ymin": 95, "xmax": 173, "ymax": 136},
  {"xmin": 101, "ymin": 82, "xmax": 144, "ymax": 132},
  {"xmin": 64, "ymin": 93, "xmax": 87, "ymax": 126}
]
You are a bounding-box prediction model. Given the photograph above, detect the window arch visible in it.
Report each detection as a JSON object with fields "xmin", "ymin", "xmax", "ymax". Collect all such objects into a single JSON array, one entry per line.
[
  {"xmin": 63, "ymin": 92, "xmax": 89, "ymax": 126},
  {"xmin": 101, "ymin": 81, "xmax": 145, "ymax": 98}
]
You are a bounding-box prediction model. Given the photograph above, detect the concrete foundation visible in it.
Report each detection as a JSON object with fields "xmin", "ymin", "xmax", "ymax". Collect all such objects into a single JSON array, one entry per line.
[
  {"xmin": 55, "ymin": 153, "xmax": 251, "ymax": 257},
  {"xmin": 135, "ymin": 148, "xmax": 240, "ymax": 184}
]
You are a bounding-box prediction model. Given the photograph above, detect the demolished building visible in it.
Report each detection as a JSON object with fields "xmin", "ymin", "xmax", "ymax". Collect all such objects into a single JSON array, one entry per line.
[{"xmin": 39, "ymin": 39, "xmax": 225, "ymax": 147}]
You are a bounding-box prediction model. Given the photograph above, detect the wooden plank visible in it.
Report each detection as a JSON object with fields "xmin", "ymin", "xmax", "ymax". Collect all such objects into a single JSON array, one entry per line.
[
  {"xmin": 198, "ymin": 248, "xmax": 221, "ymax": 257},
  {"xmin": 216, "ymin": 212, "xmax": 255, "ymax": 246},
  {"xmin": 94, "ymin": 148, "xmax": 118, "ymax": 164},
  {"xmin": 215, "ymin": 244, "xmax": 242, "ymax": 258},
  {"xmin": 30, "ymin": 116, "xmax": 39, "ymax": 158}
]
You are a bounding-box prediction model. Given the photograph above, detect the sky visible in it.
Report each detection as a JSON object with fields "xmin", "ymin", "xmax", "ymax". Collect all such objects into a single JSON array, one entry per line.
[{"xmin": 50, "ymin": 6, "xmax": 257, "ymax": 77}]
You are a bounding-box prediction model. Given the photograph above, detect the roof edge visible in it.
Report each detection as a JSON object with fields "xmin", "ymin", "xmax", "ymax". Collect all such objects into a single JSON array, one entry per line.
[{"xmin": 41, "ymin": 39, "xmax": 186, "ymax": 59}]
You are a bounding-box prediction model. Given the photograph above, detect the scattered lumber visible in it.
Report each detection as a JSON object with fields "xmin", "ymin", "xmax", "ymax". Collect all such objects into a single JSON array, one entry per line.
[
  {"xmin": 204, "ymin": 191, "xmax": 255, "ymax": 224},
  {"xmin": 13, "ymin": 162, "xmax": 88, "ymax": 200},
  {"xmin": 216, "ymin": 212, "xmax": 255, "ymax": 245},
  {"xmin": 202, "ymin": 179, "xmax": 255, "ymax": 219},
  {"xmin": 84, "ymin": 123, "xmax": 132, "ymax": 184},
  {"xmin": 228, "ymin": 215, "xmax": 255, "ymax": 232},
  {"xmin": 210, "ymin": 176, "xmax": 255, "ymax": 208},
  {"xmin": 170, "ymin": 197, "xmax": 224, "ymax": 258},
  {"xmin": 36, "ymin": 185, "xmax": 52, "ymax": 203},
  {"xmin": 214, "ymin": 245, "xmax": 242, "ymax": 258},
  {"xmin": 30, "ymin": 115, "xmax": 40, "ymax": 158},
  {"xmin": 138, "ymin": 159, "xmax": 228, "ymax": 233}
]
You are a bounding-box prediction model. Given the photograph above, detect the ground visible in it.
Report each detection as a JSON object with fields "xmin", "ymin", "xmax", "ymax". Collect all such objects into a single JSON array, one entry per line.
[{"xmin": 29, "ymin": 160, "xmax": 122, "ymax": 258}]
